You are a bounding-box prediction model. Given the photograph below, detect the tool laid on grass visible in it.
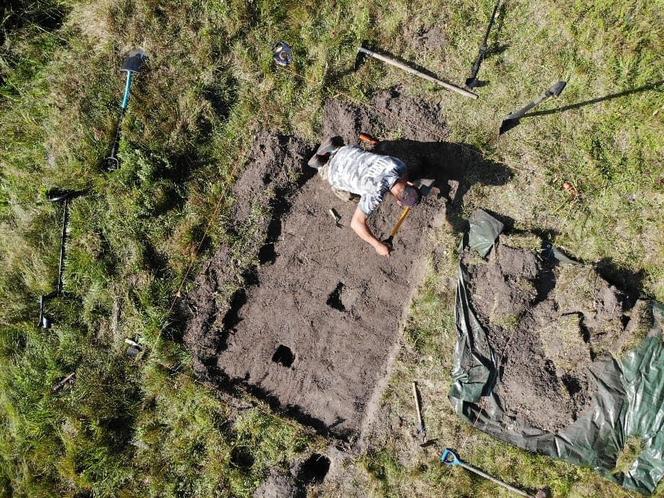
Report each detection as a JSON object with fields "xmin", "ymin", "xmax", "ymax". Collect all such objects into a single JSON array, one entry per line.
[
  {"xmin": 273, "ymin": 41, "xmax": 293, "ymax": 67},
  {"xmin": 355, "ymin": 45, "xmax": 478, "ymax": 99},
  {"xmin": 441, "ymin": 448, "xmax": 545, "ymax": 497},
  {"xmin": 383, "ymin": 178, "xmax": 434, "ymax": 249},
  {"xmin": 412, "ymin": 381, "xmax": 426, "ymax": 441},
  {"xmin": 465, "ymin": 0, "xmax": 501, "ymax": 89},
  {"xmin": 38, "ymin": 188, "xmax": 87, "ymax": 328},
  {"xmin": 103, "ymin": 48, "xmax": 149, "ymax": 172},
  {"xmin": 499, "ymin": 80, "xmax": 567, "ymax": 135}
]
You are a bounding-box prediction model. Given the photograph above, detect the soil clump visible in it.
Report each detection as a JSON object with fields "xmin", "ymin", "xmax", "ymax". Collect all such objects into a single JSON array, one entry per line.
[{"xmin": 462, "ymin": 233, "xmax": 650, "ymax": 432}]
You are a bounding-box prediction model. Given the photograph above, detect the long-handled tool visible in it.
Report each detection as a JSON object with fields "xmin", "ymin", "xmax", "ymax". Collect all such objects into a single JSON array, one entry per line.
[
  {"xmin": 355, "ymin": 46, "xmax": 478, "ymax": 99},
  {"xmin": 384, "ymin": 205, "xmax": 412, "ymax": 249},
  {"xmin": 102, "ymin": 48, "xmax": 148, "ymax": 172},
  {"xmin": 38, "ymin": 188, "xmax": 87, "ymax": 328},
  {"xmin": 441, "ymin": 449, "xmax": 544, "ymax": 497},
  {"xmin": 384, "ymin": 178, "xmax": 435, "ymax": 249},
  {"xmin": 465, "ymin": 0, "xmax": 501, "ymax": 89},
  {"xmin": 412, "ymin": 381, "xmax": 426, "ymax": 441},
  {"xmin": 499, "ymin": 80, "xmax": 567, "ymax": 135}
]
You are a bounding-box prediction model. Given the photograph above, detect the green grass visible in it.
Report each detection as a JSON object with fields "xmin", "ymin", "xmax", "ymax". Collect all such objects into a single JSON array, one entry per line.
[{"xmin": 0, "ymin": 0, "xmax": 663, "ymax": 496}]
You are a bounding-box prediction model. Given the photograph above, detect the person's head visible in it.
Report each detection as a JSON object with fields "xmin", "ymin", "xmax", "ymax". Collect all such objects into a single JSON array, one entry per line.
[{"xmin": 390, "ymin": 178, "xmax": 420, "ymax": 208}]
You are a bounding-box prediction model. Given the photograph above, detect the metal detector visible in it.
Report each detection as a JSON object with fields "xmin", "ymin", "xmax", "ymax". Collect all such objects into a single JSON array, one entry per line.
[
  {"xmin": 465, "ymin": 0, "xmax": 501, "ymax": 89},
  {"xmin": 37, "ymin": 188, "xmax": 87, "ymax": 328},
  {"xmin": 102, "ymin": 48, "xmax": 149, "ymax": 172}
]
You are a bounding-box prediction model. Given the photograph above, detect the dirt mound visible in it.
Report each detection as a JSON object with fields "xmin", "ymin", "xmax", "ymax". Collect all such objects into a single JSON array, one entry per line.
[
  {"xmin": 322, "ymin": 86, "xmax": 447, "ymax": 144},
  {"xmin": 463, "ymin": 233, "xmax": 649, "ymax": 432}
]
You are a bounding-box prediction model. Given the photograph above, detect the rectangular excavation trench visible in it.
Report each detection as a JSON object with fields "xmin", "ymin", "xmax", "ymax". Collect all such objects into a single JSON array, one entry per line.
[{"xmin": 214, "ymin": 173, "xmax": 446, "ymax": 440}]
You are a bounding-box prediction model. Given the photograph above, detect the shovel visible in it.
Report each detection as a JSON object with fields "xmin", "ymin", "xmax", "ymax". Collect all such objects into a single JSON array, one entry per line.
[
  {"xmin": 102, "ymin": 48, "xmax": 149, "ymax": 172},
  {"xmin": 499, "ymin": 80, "xmax": 567, "ymax": 135}
]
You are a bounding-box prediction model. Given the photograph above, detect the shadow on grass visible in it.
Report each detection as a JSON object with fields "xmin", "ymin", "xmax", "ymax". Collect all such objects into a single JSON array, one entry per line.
[{"xmin": 522, "ymin": 80, "xmax": 664, "ymax": 118}]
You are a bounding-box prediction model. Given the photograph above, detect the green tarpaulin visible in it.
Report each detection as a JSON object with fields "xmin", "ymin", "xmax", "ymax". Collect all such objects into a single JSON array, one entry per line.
[{"xmin": 450, "ymin": 210, "xmax": 664, "ymax": 495}]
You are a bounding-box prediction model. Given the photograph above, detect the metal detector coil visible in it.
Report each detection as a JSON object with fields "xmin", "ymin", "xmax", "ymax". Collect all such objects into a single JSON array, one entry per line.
[{"xmin": 273, "ymin": 41, "xmax": 293, "ymax": 67}]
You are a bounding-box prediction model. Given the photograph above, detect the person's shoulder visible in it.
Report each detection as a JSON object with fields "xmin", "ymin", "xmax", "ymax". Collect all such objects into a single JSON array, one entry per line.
[{"xmin": 383, "ymin": 155, "xmax": 407, "ymax": 174}]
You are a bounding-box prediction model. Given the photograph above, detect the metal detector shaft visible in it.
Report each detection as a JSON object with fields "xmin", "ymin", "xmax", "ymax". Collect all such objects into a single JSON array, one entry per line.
[
  {"xmin": 358, "ymin": 47, "xmax": 478, "ymax": 99},
  {"xmin": 467, "ymin": 0, "xmax": 500, "ymax": 84},
  {"xmin": 56, "ymin": 198, "xmax": 69, "ymax": 294}
]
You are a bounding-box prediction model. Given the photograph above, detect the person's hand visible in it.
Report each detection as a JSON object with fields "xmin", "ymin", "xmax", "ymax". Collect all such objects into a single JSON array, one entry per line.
[{"xmin": 375, "ymin": 242, "xmax": 391, "ymax": 257}]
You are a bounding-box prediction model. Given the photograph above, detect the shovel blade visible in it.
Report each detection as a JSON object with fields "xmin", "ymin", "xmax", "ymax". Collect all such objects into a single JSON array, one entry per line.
[
  {"xmin": 499, "ymin": 117, "xmax": 520, "ymax": 135},
  {"xmin": 548, "ymin": 80, "xmax": 567, "ymax": 97},
  {"xmin": 122, "ymin": 48, "xmax": 148, "ymax": 73}
]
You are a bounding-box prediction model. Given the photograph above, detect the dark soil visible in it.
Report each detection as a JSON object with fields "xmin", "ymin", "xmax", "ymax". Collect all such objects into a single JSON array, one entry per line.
[
  {"xmin": 462, "ymin": 234, "xmax": 644, "ymax": 433},
  {"xmin": 296, "ymin": 453, "xmax": 331, "ymax": 485},
  {"xmin": 183, "ymin": 88, "xmax": 511, "ymax": 440}
]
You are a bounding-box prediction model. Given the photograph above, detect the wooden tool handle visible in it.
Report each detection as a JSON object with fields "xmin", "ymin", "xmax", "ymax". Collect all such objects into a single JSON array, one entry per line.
[
  {"xmin": 390, "ymin": 207, "xmax": 411, "ymax": 238},
  {"xmin": 359, "ymin": 47, "xmax": 479, "ymax": 99}
]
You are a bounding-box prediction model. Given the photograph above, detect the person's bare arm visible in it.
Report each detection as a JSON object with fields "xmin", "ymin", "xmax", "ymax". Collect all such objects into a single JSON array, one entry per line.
[{"xmin": 350, "ymin": 205, "xmax": 391, "ymax": 257}]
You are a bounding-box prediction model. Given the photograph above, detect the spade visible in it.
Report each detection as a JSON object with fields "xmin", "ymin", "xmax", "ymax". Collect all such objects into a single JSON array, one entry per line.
[
  {"xmin": 102, "ymin": 48, "xmax": 149, "ymax": 172},
  {"xmin": 499, "ymin": 81, "xmax": 567, "ymax": 135}
]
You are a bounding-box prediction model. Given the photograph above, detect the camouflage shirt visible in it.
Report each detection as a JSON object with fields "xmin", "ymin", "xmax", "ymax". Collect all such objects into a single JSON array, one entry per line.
[{"xmin": 327, "ymin": 146, "xmax": 407, "ymax": 215}]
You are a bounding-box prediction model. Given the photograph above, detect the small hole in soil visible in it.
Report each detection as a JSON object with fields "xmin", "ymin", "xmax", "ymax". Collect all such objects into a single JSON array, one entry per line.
[
  {"xmin": 272, "ymin": 345, "xmax": 295, "ymax": 367},
  {"xmin": 561, "ymin": 374, "xmax": 582, "ymax": 396},
  {"xmin": 326, "ymin": 282, "xmax": 345, "ymax": 311},
  {"xmin": 297, "ymin": 453, "xmax": 330, "ymax": 485},
  {"xmin": 258, "ymin": 244, "xmax": 276, "ymax": 264},
  {"xmin": 230, "ymin": 446, "xmax": 254, "ymax": 469}
]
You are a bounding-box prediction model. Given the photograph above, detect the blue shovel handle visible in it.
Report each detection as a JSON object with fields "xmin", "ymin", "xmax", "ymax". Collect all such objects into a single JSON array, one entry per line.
[
  {"xmin": 440, "ymin": 448, "xmax": 462, "ymax": 466},
  {"xmin": 121, "ymin": 71, "xmax": 135, "ymax": 110}
]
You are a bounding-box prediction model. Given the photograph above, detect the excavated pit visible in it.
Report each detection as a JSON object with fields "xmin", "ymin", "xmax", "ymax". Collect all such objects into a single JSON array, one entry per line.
[
  {"xmin": 463, "ymin": 233, "xmax": 651, "ymax": 433},
  {"xmin": 182, "ymin": 87, "xmax": 511, "ymax": 440}
]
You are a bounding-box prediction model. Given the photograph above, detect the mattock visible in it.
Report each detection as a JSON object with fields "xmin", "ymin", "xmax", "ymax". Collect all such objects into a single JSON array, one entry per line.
[{"xmin": 383, "ymin": 178, "xmax": 435, "ymax": 250}]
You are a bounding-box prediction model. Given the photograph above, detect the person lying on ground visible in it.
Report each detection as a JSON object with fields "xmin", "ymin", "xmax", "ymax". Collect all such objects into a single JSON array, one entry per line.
[{"xmin": 308, "ymin": 135, "xmax": 420, "ymax": 257}]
